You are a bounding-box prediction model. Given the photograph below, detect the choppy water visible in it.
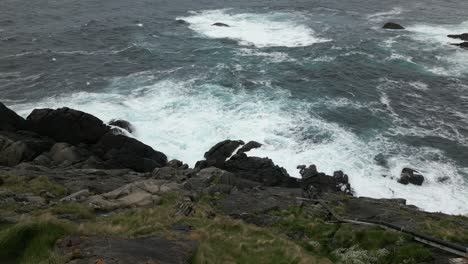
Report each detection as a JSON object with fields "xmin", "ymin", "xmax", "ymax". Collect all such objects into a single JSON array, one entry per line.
[{"xmin": 1, "ymin": 0, "xmax": 468, "ymax": 214}]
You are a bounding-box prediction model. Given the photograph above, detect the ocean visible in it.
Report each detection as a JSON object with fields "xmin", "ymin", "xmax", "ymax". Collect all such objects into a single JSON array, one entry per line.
[{"xmin": 1, "ymin": 0, "xmax": 467, "ymax": 214}]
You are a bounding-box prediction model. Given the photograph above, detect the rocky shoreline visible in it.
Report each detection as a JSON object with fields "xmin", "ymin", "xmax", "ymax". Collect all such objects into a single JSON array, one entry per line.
[{"xmin": 1, "ymin": 102, "xmax": 467, "ymax": 264}]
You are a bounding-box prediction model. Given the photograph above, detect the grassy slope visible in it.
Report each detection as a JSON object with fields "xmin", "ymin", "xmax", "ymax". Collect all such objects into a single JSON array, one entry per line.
[{"xmin": 0, "ymin": 175, "xmax": 467, "ymax": 264}]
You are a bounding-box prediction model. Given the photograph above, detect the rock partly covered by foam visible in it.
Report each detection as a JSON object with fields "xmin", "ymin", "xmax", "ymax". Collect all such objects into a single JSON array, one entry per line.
[
  {"xmin": 212, "ymin": 22, "xmax": 230, "ymax": 27},
  {"xmin": 383, "ymin": 22, "xmax": 405, "ymax": 30},
  {"xmin": 398, "ymin": 168, "xmax": 424, "ymax": 186},
  {"xmin": 109, "ymin": 119, "xmax": 135, "ymax": 134}
]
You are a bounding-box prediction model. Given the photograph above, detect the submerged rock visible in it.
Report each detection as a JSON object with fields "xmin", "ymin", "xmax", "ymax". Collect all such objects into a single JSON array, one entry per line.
[
  {"xmin": 398, "ymin": 168, "xmax": 424, "ymax": 186},
  {"xmin": 176, "ymin": 19, "xmax": 189, "ymax": 25},
  {"xmin": 383, "ymin": 22, "xmax": 405, "ymax": 30},
  {"xmin": 212, "ymin": 22, "xmax": 230, "ymax": 27}
]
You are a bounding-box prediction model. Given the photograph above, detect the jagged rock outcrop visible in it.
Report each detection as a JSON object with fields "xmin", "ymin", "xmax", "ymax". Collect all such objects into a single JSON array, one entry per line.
[
  {"xmin": 298, "ymin": 165, "xmax": 352, "ymax": 195},
  {"xmin": 196, "ymin": 140, "xmax": 299, "ymax": 188},
  {"xmin": 383, "ymin": 22, "xmax": 405, "ymax": 30},
  {"xmin": 0, "ymin": 103, "xmax": 168, "ymax": 172},
  {"xmin": 448, "ymin": 33, "xmax": 468, "ymax": 41}
]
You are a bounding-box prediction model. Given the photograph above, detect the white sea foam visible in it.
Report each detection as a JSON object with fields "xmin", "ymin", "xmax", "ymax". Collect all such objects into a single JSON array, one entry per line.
[
  {"xmin": 235, "ymin": 48, "xmax": 295, "ymax": 63},
  {"xmin": 9, "ymin": 74, "xmax": 468, "ymax": 215},
  {"xmin": 178, "ymin": 9, "xmax": 329, "ymax": 47},
  {"xmin": 406, "ymin": 20, "xmax": 468, "ymax": 77},
  {"xmin": 366, "ymin": 7, "xmax": 403, "ymax": 23}
]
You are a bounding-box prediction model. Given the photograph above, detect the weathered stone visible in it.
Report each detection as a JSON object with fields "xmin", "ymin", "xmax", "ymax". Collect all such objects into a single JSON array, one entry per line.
[
  {"xmin": 49, "ymin": 143, "xmax": 91, "ymax": 165},
  {"xmin": 60, "ymin": 189, "xmax": 90, "ymax": 202},
  {"xmin": 88, "ymin": 180, "xmax": 180, "ymax": 210}
]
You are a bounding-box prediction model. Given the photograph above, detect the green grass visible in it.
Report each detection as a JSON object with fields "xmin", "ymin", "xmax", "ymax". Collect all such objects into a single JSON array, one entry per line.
[
  {"xmin": 416, "ymin": 215, "xmax": 468, "ymax": 243},
  {"xmin": 49, "ymin": 203, "xmax": 95, "ymax": 220},
  {"xmin": 0, "ymin": 175, "xmax": 66, "ymax": 197},
  {"xmin": 0, "ymin": 216, "xmax": 75, "ymax": 264}
]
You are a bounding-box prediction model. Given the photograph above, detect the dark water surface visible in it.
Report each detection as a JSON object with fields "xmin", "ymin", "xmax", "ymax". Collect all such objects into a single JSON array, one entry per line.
[{"xmin": 1, "ymin": 0, "xmax": 468, "ymax": 214}]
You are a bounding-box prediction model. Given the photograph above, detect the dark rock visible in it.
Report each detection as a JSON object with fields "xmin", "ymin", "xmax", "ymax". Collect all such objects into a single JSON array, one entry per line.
[
  {"xmin": 451, "ymin": 42, "xmax": 468, "ymax": 49},
  {"xmin": 109, "ymin": 119, "xmax": 134, "ymax": 134},
  {"xmin": 57, "ymin": 235, "xmax": 197, "ymax": 264},
  {"xmin": 398, "ymin": 168, "xmax": 424, "ymax": 186},
  {"xmin": 93, "ymin": 132, "xmax": 167, "ymax": 172},
  {"xmin": 212, "ymin": 22, "xmax": 230, "ymax": 27},
  {"xmin": 299, "ymin": 165, "xmax": 352, "ymax": 195},
  {"xmin": 236, "ymin": 141, "xmax": 262, "ymax": 154},
  {"xmin": 176, "ymin": 19, "xmax": 189, "ymax": 25},
  {"xmin": 383, "ymin": 22, "xmax": 405, "ymax": 30},
  {"xmin": 0, "ymin": 102, "xmax": 27, "ymax": 131},
  {"xmin": 204, "ymin": 139, "xmax": 244, "ymax": 162},
  {"xmin": 26, "ymin": 107, "xmax": 109, "ymax": 145},
  {"xmin": 447, "ymin": 33, "xmax": 468, "ymax": 41},
  {"xmin": 167, "ymin": 159, "xmax": 183, "ymax": 168},
  {"xmin": 224, "ymin": 153, "xmax": 299, "ymax": 187},
  {"xmin": 0, "ymin": 131, "xmax": 54, "ymax": 167}
]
